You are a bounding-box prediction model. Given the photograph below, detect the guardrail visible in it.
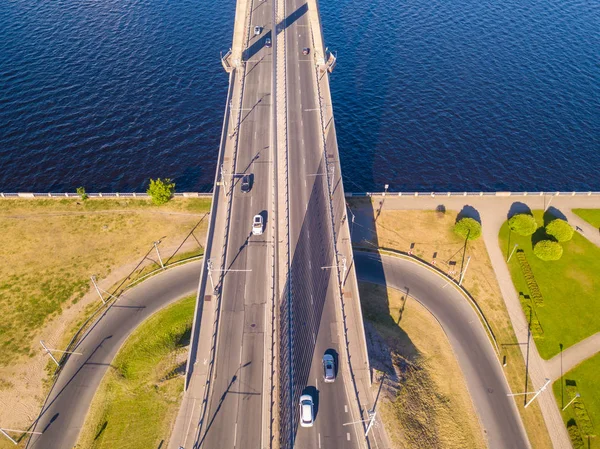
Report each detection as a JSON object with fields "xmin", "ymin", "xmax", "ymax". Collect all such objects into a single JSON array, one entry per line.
[
  {"xmin": 346, "ymin": 191, "xmax": 600, "ymax": 197},
  {"xmin": 0, "ymin": 192, "xmax": 211, "ymax": 198}
]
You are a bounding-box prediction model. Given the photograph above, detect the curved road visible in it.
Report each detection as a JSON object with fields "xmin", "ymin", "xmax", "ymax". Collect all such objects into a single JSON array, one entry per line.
[
  {"xmin": 26, "ymin": 260, "xmax": 202, "ymax": 449},
  {"xmin": 354, "ymin": 251, "xmax": 530, "ymax": 449},
  {"xmin": 26, "ymin": 253, "xmax": 530, "ymax": 449}
]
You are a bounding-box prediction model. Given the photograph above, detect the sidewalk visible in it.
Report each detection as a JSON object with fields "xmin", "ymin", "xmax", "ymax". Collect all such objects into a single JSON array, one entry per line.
[{"xmin": 349, "ymin": 194, "xmax": 600, "ymax": 449}]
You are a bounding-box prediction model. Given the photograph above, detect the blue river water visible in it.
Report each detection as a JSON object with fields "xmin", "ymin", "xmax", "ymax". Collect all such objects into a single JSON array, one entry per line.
[{"xmin": 0, "ymin": 0, "xmax": 598, "ymax": 192}]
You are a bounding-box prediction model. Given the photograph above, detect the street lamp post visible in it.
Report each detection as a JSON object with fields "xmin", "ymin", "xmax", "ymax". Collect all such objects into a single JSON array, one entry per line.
[
  {"xmin": 458, "ymin": 256, "xmax": 471, "ymax": 286},
  {"xmin": 563, "ymin": 393, "xmax": 580, "ymax": 411},
  {"xmin": 507, "ymin": 243, "xmax": 519, "ymax": 262},
  {"xmin": 40, "ymin": 340, "xmax": 82, "ymax": 367},
  {"xmin": 153, "ymin": 240, "xmax": 164, "ymax": 269},
  {"xmin": 507, "ymin": 378, "xmax": 551, "ymax": 408}
]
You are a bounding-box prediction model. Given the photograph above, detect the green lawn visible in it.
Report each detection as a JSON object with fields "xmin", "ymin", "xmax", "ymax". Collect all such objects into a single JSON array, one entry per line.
[
  {"xmin": 499, "ymin": 210, "xmax": 600, "ymax": 359},
  {"xmin": 553, "ymin": 352, "xmax": 600, "ymax": 449},
  {"xmin": 573, "ymin": 209, "xmax": 600, "ymax": 229},
  {"xmin": 75, "ymin": 295, "xmax": 195, "ymax": 449}
]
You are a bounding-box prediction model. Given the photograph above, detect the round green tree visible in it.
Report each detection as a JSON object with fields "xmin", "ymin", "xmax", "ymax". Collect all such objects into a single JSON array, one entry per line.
[
  {"xmin": 453, "ymin": 217, "xmax": 482, "ymax": 240},
  {"xmin": 508, "ymin": 214, "xmax": 538, "ymax": 236},
  {"xmin": 147, "ymin": 178, "xmax": 175, "ymax": 205},
  {"xmin": 545, "ymin": 219, "xmax": 574, "ymax": 242},
  {"xmin": 533, "ymin": 240, "xmax": 563, "ymax": 261}
]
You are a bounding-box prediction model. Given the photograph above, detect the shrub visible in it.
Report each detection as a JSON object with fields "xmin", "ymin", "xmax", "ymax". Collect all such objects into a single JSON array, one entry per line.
[
  {"xmin": 508, "ymin": 214, "xmax": 537, "ymax": 236},
  {"xmin": 516, "ymin": 251, "xmax": 544, "ymax": 307},
  {"xmin": 147, "ymin": 178, "xmax": 175, "ymax": 205},
  {"xmin": 533, "ymin": 240, "xmax": 563, "ymax": 261},
  {"xmin": 453, "ymin": 217, "xmax": 482, "ymax": 240},
  {"xmin": 76, "ymin": 186, "xmax": 88, "ymax": 201},
  {"xmin": 546, "ymin": 219, "xmax": 574, "ymax": 242}
]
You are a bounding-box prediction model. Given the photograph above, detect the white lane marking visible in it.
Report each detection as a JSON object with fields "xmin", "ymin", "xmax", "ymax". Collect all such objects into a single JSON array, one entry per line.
[
  {"xmin": 347, "ymin": 432, "xmax": 351, "ymax": 441},
  {"xmin": 304, "ymin": 179, "xmax": 307, "ymax": 187},
  {"xmin": 309, "ymin": 260, "xmax": 312, "ymax": 269},
  {"xmin": 240, "ymin": 346, "xmax": 243, "ymax": 364},
  {"xmin": 234, "ymin": 422, "xmax": 238, "ymax": 447},
  {"xmin": 318, "ymin": 433, "xmax": 322, "ymax": 448},
  {"xmin": 315, "ymin": 377, "xmax": 318, "ymax": 389},
  {"xmin": 310, "ymin": 294, "xmax": 313, "ymax": 305},
  {"xmin": 345, "ymin": 404, "xmax": 348, "ymax": 413}
]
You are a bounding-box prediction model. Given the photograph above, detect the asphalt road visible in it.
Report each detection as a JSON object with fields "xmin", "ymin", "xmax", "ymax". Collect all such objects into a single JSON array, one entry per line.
[
  {"xmin": 354, "ymin": 251, "xmax": 531, "ymax": 449},
  {"xmin": 196, "ymin": 0, "xmax": 274, "ymax": 446},
  {"xmin": 26, "ymin": 260, "xmax": 202, "ymax": 449},
  {"xmin": 280, "ymin": 0, "xmax": 361, "ymax": 447}
]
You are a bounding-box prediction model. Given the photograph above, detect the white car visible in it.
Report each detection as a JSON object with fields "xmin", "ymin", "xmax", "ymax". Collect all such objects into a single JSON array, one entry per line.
[
  {"xmin": 254, "ymin": 25, "xmax": 262, "ymax": 36},
  {"xmin": 299, "ymin": 394, "xmax": 314, "ymax": 427},
  {"xmin": 252, "ymin": 214, "xmax": 263, "ymax": 235}
]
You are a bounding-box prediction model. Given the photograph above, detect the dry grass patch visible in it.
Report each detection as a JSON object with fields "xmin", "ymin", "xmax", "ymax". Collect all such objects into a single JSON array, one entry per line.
[
  {"xmin": 360, "ymin": 283, "xmax": 485, "ymax": 449},
  {"xmin": 0, "ymin": 197, "xmax": 209, "ymax": 434},
  {"xmin": 352, "ymin": 205, "xmax": 553, "ymax": 449}
]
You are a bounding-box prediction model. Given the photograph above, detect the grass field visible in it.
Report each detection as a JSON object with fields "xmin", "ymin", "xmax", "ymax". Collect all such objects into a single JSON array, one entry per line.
[
  {"xmin": 359, "ymin": 283, "xmax": 485, "ymax": 449},
  {"xmin": 0, "ymin": 197, "xmax": 209, "ymax": 362},
  {"xmin": 0, "ymin": 197, "xmax": 209, "ymax": 433},
  {"xmin": 552, "ymin": 353, "xmax": 600, "ymax": 449},
  {"xmin": 573, "ymin": 209, "xmax": 600, "ymax": 229},
  {"xmin": 353, "ymin": 205, "xmax": 553, "ymax": 449},
  {"xmin": 498, "ymin": 210, "xmax": 600, "ymax": 359},
  {"xmin": 75, "ymin": 295, "xmax": 195, "ymax": 449}
]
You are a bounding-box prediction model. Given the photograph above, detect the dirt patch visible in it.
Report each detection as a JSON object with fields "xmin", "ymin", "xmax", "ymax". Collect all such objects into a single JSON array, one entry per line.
[
  {"xmin": 351, "ymin": 204, "xmax": 553, "ymax": 449},
  {"xmin": 360, "ymin": 282, "xmax": 485, "ymax": 449}
]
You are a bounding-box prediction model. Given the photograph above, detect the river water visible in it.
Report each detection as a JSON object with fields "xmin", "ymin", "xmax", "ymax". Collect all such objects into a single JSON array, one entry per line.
[{"xmin": 0, "ymin": 0, "xmax": 598, "ymax": 192}]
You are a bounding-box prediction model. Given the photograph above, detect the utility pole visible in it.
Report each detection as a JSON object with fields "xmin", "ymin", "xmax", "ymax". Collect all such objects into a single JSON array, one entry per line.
[
  {"xmin": 90, "ymin": 275, "xmax": 105, "ymax": 304},
  {"xmin": 507, "ymin": 243, "xmax": 519, "ymax": 262},
  {"xmin": 153, "ymin": 240, "xmax": 164, "ymax": 269},
  {"xmin": 346, "ymin": 205, "xmax": 356, "ymax": 240},
  {"xmin": 40, "ymin": 340, "xmax": 82, "ymax": 367},
  {"xmin": 458, "ymin": 256, "xmax": 471, "ymax": 286},
  {"xmin": 383, "ymin": 184, "xmax": 389, "ymax": 196},
  {"xmin": 221, "ymin": 164, "xmax": 229, "ymax": 194},
  {"xmin": 544, "ymin": 193, "xmax": 554, "ymax": 212},
  {"xmin": 507, "ymin": 378, "xmax": 551, "ymax": 408},
  {"xmin": 0, "ymin": 428, "xmax": 42, "ymax": 445},
  {"xmin": 207, "ymin": 259, "xmax": 215, "ymax": 293}
]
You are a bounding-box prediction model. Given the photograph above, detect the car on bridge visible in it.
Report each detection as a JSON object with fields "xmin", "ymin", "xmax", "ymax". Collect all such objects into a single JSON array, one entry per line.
[
  {"xmin": 241, "ymin": 174, "xmax": 252, "ymax": 193},
  {"xmin": 254, "ymin": 25, "xmax": 262, "ymax": 36},
  {"xmin": 265, "ymin": 37, "xmax": 272, "ymax": 48},
  {"xmin": 302, "ymin": 47, "xmax": 310, "ymax": 55},
  {"xmin": 299, "ymin": 394, "xmax": 314, "ymax": 427},
  {"xmin": 252, "ymin": 214, "xmax": 263, "ymax": 235},
  {"xmin": 323, "ymin": 354, "xmax": 336, "ymax": 383}
]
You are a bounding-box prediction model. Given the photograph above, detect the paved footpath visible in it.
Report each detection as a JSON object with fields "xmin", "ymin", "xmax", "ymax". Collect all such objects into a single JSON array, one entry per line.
[{"xmin": 349, "ymin": 193, "xmax": 600, "ymax": 449}]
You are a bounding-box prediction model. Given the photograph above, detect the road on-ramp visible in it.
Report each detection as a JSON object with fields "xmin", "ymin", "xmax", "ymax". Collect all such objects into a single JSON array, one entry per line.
[
  {"xmin": 354, "ymin": 250, "xmax": 530, "ymax": 449},
  {"xmin": 26, "ymin": 260, "xmax": 202, "ymax": 449}
]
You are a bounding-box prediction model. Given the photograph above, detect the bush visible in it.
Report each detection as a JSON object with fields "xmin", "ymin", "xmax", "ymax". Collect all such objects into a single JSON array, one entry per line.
[
  {"xmin": 147, "ymin": 178, "xmax": 175, "ymax": 205},
  {"xmin": 546, "ymin": 219, "xmax": 574, "ymax": 242},
  {"xmin": 533, "ymin": 240, "xmax": 563, "ymax": 261},
  {"xmin": 76, "ymin": 186, "xmax": 88, "ymax": 201},
  {"xmin": 508, "ymin": 214, "xmax": 538, "ymax": 236},
  {"xmin": 453, "ymin": 217, "xmax": 482, "ymax": 240}
]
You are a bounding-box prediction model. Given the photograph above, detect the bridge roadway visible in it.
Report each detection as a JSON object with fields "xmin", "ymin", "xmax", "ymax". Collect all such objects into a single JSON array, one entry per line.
[
  {"xmin": 192, "ymin": 0, "xmax": 275, "ymax": 446},
  {"xmin": 281, "ymin": 0, "xmax": 362, "ymax": 447}
]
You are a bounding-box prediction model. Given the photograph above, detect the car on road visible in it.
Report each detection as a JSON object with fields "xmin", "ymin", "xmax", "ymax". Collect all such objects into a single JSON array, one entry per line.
[
  {"xmin": 323, "ymin": 354, "xmax": 335, "ymax": 383},
  {"xmin": 302, "ymin": 47, "xmax": 310, "ymax": 55},
  {"xmin": 299, "ymin": 394, "xmax": 314, "ymax": 427},
  {"xmin": 252, "ymin": 214, "xmax": 263, "ymax": 235},
  {"xmin": 254, "ymin": 25, "xmax": 262, "ymax": 36},
  {"xmin": 265, "ymin": 37, "xmax": 272, "ymax": 48},
  {"xmin": 241, "ymin": 174, "xmax": 251, "ymax": 193}
]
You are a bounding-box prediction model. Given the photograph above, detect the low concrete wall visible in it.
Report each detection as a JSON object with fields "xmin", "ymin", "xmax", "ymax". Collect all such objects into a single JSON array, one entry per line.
[{"xmin": 305, "ymin": 0, "xmax": 326, "ymax": 65}]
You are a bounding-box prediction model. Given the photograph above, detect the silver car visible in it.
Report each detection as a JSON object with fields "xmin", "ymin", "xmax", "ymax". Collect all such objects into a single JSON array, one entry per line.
[
  {"xmin": 323, "ymin": 354, "xmax": 335, "ymax": 383},
  {"xmin": 299, "ymin": 394, "xmax": 314, "ymax": 427},
  {"xmin": 254, "ymin": 25, "xmax": 262, "ymax": 36}
]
